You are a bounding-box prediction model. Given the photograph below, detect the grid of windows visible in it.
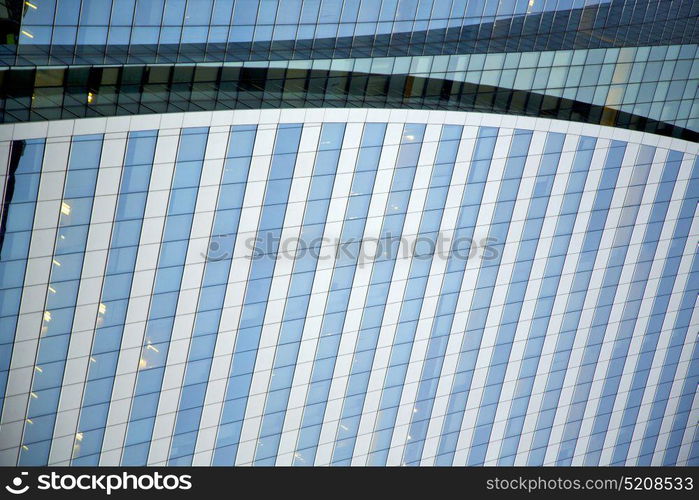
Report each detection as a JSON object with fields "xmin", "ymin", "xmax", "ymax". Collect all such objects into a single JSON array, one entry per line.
[
  {"xmin": 397, "ymin": 125, "xmax": 501, "ymax": 465},
  {"xmin": 525, "ymin": 139, "xmax": 627, "ymax": 465},
  {"xmin": 19, "ymin": 133, "xmax": 103, "ymax": 465},
  {"xmin": 72, "ymin": 130, "xmax": 157, "ymax": 465},
  {"xmin": 2, "ymin": 44, "xmax": 697, "ymax": 139},
  {"xmin": 493, "ymin": 135, "xmax": 598, "ymax": 464},
  {"xmin": 295, "ymin": 122, "xmax": 426, "ymax": 465},
  {"xmin": 428, "ymin": 127, "xmax": 544, "ymax": 466},
  {"xmin": 168, "ymin": 125, "xmax": 256, "ymax": 465},
  {"xmin": 0, "ymin": 109, "xmax": 696, "ymax": 466},
  {"xmin": 120, "ymin": 127, "xmax": 208, "ymax": 465},
  {"xmin": 8, "ymin": 0, "xmax": 696, "ymax": 66},
  {"xmin": 364, "ymin": 125, "xmax": 465, "ymax": 464},
  {"xmin": 15, "ymin": 0, "xmax": 617, "ymax": 47},
  {"xmin": 0, "ymin": 0, "xmax": 696, "ymax": 472},
  {"xmin": 557, "ymin": 147, "xmax": 672, "ymax": 465},
  {"xmin": 610, "ymin": 156, "xmax": 699, "ymax": 465},
  {"xmin": 211, "ymin": 122, "xmax": 304, "ymax": 464},
  {"xmin": 282, "ymin": 121, "xmax": 387, "ymax": 466},
  {"xmin": 251, "ymin": 122, "xmax": 346, "ymax": 466}
]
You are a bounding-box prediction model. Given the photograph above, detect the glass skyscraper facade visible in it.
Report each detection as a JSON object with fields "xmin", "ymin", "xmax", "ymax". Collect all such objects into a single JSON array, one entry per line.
[{"xmin": 0, "ymin": 0, "xmax": 697, "ymax": 467}]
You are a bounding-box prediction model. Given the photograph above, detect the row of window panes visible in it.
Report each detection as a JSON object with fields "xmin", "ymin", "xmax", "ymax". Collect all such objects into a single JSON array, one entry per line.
[
  {"xmin": 5, "ymin": 169, "xmax": 681, "ymax": 274},
  {"xmin": 12, "ymin": 44, "xmax": 698, "ymax": 111},
  {"xmin": 20, "ymin": 0, "xmax": 620, "ymax": 38}
]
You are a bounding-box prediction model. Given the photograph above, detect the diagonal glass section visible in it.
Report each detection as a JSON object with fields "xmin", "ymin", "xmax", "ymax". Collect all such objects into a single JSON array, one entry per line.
[
  {"xmin": 330, "ymin": 122, "xmax": 435, "ymax": 465},
  {"xmin": 431, "ymin": 129, "xmax": 551, "ymax": 466},
  {"xmin": 212, "ymin": 123, "xmax": 303, "ymax": 465},
  {"xmin": 72, "ymin": 130, "xmax": 157, "ymax": 465},
  {"xmin": 659, "ymin": 162, "xmax": 699, "ymax": 466},
  {"xmin": 0, "ymin": 104, "xmax": 696, "ymax": 467},
  {"xmin": 282, "ymin": 122, "xmax": 387, "ymax": 466},
  {"xmin": 636, "ymin": 254, "xmax": 699, "ymax": 464},
  {"xmin": 609, "ymin": 156, "xmax": 699, "ymax": 465},
  {"xmin": 526, "ymin": 139, "xmax": 627, "ymax": 465},
  {"xmin": 466, "ymin": 131, "xmax": 564, "ymax": 466},
  {"xmin": 662, "ymin": 333, "xmax": 699, "ymax": 464},
  {"xmin": 399, "ymin": 125, "xmax": 502, "ymax": 466},
  {"xmin": 167, "ymin": 125, "xmax": 257, "ymax": 466},
  {"xmin": 291, "ymin": 123, "xmax": 425, "ymax": 465},
  {"xmin": 252, "ymin": 122, "xmax": 346, "ymax": 466},
  {"xmin": 19, "ymin": 133, "xmax": 103, "ymax": 465},
  {"xmin": 580, "ymin": 147, "xmax": 683, "ymax": 465},
  {"xmin": 365, "ymin": 124, "xmax": 464, "ymax": 465},
  {"xmin": 0, "ymin": 138, "xmax": 45, "ymax": 418},
  {"xmin": 555, "ymin": 144, "xmax": 657, "ymax": 465},
  {"xmin": 496, "ymin": 135, "xmax": 598, "ymax": 464},
  {"xmin": 121, "ymin": 127, "xmax": 208, "ymax": 465}
]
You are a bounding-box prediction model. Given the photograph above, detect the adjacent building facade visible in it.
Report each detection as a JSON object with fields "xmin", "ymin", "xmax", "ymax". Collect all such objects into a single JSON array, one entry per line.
[{"xmin": 0, "ymin": 0, "xmax": 697, "ymax": 466}]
